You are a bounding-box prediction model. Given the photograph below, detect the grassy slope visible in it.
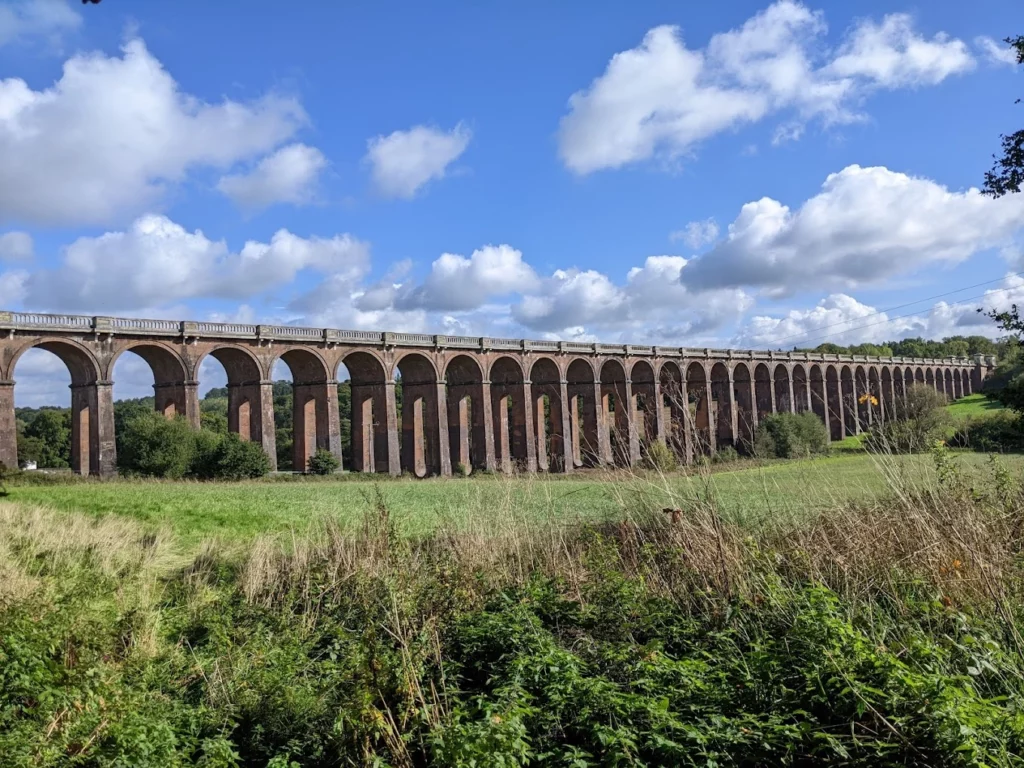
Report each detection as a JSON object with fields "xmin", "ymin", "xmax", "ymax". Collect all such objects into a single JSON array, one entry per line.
[
  {"xmin": 946, "ymin": 392, "xmax": 1005, "ymax": 420},
  {"xmin": 9, "ymin": 452, "xmax": 1022, "ymax": 546}
]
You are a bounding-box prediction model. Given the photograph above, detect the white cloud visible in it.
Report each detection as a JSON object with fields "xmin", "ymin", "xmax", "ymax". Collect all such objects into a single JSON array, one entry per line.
[
  {"xmin": 682, "ymin": 165, "xmax": 1024, "ymax": 295},
  {"xmin": 736, "ymin": 276, "xmax": 1024, "ymax": 349},
  {"xmin": 513, "ymin": 255, "xmax": 753, "ymax": 341},
  {"xmin": 366, "ymin": 123, "xmax": 471, "ymax": 199},
  {"xmin": 22, "ymin": 214, "xmax": 369, "ymax": 313},
  {"xmin": 0, "ymin": 269, "xmax": 28, "ymax": 306},
  {"xmin": 975, "ymin": 36, "xmax": 1020, "ymax": 67},
  {"xmin": 558, "ymin": 2, "xmax": 973, "ymax": 174},
  {"xmin": 217, "ymin": 143, "xmax": 326, "ymax": 212},
  {"xmin": 670, "ymin": 218, "xmax": 719, "ymax": 248},
  {"xmin": 396, "ymin": 245, "xmax": 539, "ymax": 312},
  {"xmin": 0, "ymin": 0, "xmax": 79, "ymax": 49},
  {"xmin": 0, "ymin": 38, "xmax": 306, "ymax": 226},
  {"xmin": 0, "ymin": 231, "xmax": 32, "ymax": 261},
  {"xmin": 825, "ymin": 14, "xmax": 974, "ymax": 87}
]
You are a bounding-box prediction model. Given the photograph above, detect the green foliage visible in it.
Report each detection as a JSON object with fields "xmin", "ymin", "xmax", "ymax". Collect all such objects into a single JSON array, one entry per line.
[
  {"xmin": 982, "ymin": 35, "xmax": 1024, "ymax": 197},
  {"xmin": 712, "ymin": 444, "xmax": 740, "ymax": 463},
  {"xmin": 195, "ymin": 432, "xmax": 271, "ymax": 481},
  {"xmin": 20, "ymin": 408, "xmax": 70, "ymax": 468},
  {"xmin": 866, "ymin": 384, "xmax": 949, "ymax": 454},
  {"xmin": 804, "ymin": 335, "xmax": 1006, "ymax": 360},
  {"xmin": 118, "ymin": 412, "xmax": 198, "ymax": 479},
  {"xmin": 644, "ymin": 439, "xmax": 679, "ymax": 472},
  {"xmin": 307, "ymin": 448, "xmax": 340, "ymax": 475},
  {"xmin": 753, "ymin": 411, "xmax": 829, "ymax": 459},
  {"xmin": 950, "ymin": 411, "xmax": 1024, "ymax": 453}
]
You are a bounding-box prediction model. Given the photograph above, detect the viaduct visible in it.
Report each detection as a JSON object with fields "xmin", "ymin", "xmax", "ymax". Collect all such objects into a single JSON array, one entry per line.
[{"xmin": 0, "ymin": 311, "xmax": 996, "ymax": 477}]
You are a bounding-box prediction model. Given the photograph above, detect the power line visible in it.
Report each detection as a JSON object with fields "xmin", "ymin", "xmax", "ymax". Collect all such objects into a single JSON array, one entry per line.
[
  {"xmin": 778, "ymin": 284, "xmax": 1020, "ymax": 350},
  {"xmin": 766, "ymin": 271, "xmax": 1022, "ymax": 349}
]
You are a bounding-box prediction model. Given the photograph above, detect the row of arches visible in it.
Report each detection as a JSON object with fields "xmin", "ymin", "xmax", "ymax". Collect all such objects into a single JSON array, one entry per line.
[{"xmin": 1, "ymin": 336, "xmax": 978, "ymax": 477}]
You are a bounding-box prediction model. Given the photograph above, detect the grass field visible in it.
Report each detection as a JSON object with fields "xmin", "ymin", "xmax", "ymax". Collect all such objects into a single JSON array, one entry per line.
[
  {"xmin": 8, "ymin": 451, "xmax": 1022, "ymax": 547},
  {"xmin": 946, "ymin": 392, "xmax": 1005, "ymax": 419}
]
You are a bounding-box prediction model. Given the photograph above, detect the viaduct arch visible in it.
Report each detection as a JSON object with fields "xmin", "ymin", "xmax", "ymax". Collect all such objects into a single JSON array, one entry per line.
[{"xmin": 0, "ymin": 311, "xmax": 993, "ymax": 476}]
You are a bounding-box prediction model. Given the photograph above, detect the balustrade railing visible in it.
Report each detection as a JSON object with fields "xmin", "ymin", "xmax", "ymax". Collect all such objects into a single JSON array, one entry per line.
[{"xmin": 0, "ymin": 309, "xmax": 981, "ymax": 367}]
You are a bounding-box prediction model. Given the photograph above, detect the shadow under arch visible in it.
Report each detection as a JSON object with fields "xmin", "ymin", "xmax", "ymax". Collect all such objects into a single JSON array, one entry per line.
[
  {"xmin": 600, "ymin": 358, "xmax": 630, "ymax": 466},
  {"xmin": 490, "ymin": 356, "xmax": 532, "ymax": 472},
  {"xmin": 110, "ymin": 342, "xmax": 194, "ymax": 423},
  {"xmin": 658, "ymin": 361, "xmax": 688, "ymax": 463},
  {"xmin": 732, "ymin": 362, "xmax": 755, "ymax": 450},
  {"xmin": 199, "ymin": 346, "xmax": 275, "ymax": 468},
  {"xmin": 686, "ymin": 362, "xmax": 712, "ymax": 456},
  {"xmin": 566, "ymin": 358, "xmax": 599, "ymax": 468},
  {"xmin": 530, "ymin": 357, "xmax": 569, "ymax": 472},
  {"xmin": 631, "ymin": 360, "xmax": 657, "ymax": 458},
  {"xmin": 395, "ymin": 352, "xmax": 444, "ymax": 477},
  {"xmin": 343, "ymin": 350, "xmax": 397, "ymax": 475},
  {"xmin": 445, "ymin": 354, "xmax": 488, "ymax": 474}
]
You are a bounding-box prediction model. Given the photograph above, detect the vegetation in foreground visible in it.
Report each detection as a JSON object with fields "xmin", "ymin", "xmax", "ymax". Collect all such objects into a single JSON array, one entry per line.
[{"xmin": 3, "ymin": 450, "xmax": 1024, "ymax": 766}]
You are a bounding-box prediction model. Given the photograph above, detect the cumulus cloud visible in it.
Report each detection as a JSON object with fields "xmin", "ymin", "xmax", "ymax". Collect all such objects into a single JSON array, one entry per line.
[
  {"xmin": 0, "ymin": 231, "xmax": 32, "ymax": 262},
  {"xmin": 0, "ymin": 0, "xmax": 79, "ymax": 49},
  {"xmin": 975, "ymin": 36, "xmax": 1021, "ymax": 67},
  {"xmin": 670, "ymin": 218, "xmax": 719, "ymax": 249},
  {"xmin": 682, "ymin": 165, "xmax": 1024, "ymax": 295},
  {"xmin": 0, "ymin": 39, "xmax": 306, "ymax": 226},
  {"xmin": 513, "ymin": 255, "xmax": 753, "ymax": 342},
  {"xmin": 558, "ymin": 1, "xmax": 974, "ymax": 174},
  {"xmin": 217, "ymin": 143, "xmax": 326, "ymax": 212},
  {"xmin": 736, "ymin": 275, "xmax": 1024, "ymax": 350},
  {"xmin": 23, "ymin": 214, "xmax": 369, "ymax": 313},
  {"xmin": 395, "ymin": 245, "xmax": 539, "ymax": 312},
  {"xmin": 366, "ymin": 123, "xmax": 471, "ymax": 199}
]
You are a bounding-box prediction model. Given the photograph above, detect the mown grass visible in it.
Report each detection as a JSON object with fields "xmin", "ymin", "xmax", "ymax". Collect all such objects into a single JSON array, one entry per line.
[
  {"xmin": 947, "ymin": 393, "xmax": 1006, "ymax": 420},
  {"xmin": 7, "ymin": 452, "xmax": 1024, "ymax": 547}
]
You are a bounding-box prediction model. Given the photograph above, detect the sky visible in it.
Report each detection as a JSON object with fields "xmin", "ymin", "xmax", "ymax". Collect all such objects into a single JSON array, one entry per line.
[{"xmin": 1, "ymin": 0, "xmax": 1022, "ymax": 406}]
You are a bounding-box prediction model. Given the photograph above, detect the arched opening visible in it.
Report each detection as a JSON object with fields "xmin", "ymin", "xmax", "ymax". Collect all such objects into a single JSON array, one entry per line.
[
  {"xmin": 732, "ymin": 363, "xmax": 755, "ymax": 452},
  {"xmin": 531, "ymin": 357, "xmax": 567, "ymax": 472},
  {"xmin": 271, "ymin": 349, "xmax": 337, "ymax": 473},
  {"xmin": 792, "ymin": 364, "xmax": 809, "ymax": 413},
  {"xmin": 395, "ymin": 353, "xmax": 443, "ymax": 477},
  {"xmin": 566, "ymin": 359, "xmax": 599, "ymax": 467},
  {"xmin": 882, "ymin": 367, "xmax": 894, "ymax": 422},
  {"xmin": 490, "ymin": 356, "xmax": 531, "ymax": 473},
  {"xmin": 341, "ymin": 351, "xmax": 395, "ymax": 474},
  {"xmin": 445, "ymin": 354, "xmax": 487, "ymax": 474},
  {"xmin": 953, "ymin": 369, "xmax": 963, "ymax": 399},
  {"xmin": 867, "ymin": 367, "xmax": 880, "ymax": 427},
  {"xmin": 915, "ymin": 367, "xmax": 926, "ymax": 385},
  {"xmin": 904, "ymin": 369, "xmax": 915, "ymax": 415},
  {"xmin": 809, "ymin": 365, "xmax": 828, "ymax": 436},
  {"xmin": 631, "ymin": 360, "xmax": 658, "ymax": 458},
  {"xmin": 925, "ymin": 368, "xmax": 935, "ymax": 394},
  {"xmin": 963, "ymin": 368, "xmax": 974, "ymax": 396},
  {"xmin": 9, "ymin": 341, "xmax": 107, "ymax": 475},
  {"xmin": 855, "ymin": 366, "xmax": 870, "ymax": 431},
  {"xmin": 826, "ymin": 365, "xmax": 844, "ymax": 440},
  {"xmin": 754, "ymin": 363, "xmax": 773, "ymax": 422},
  {"xmin": 840, "ymin": 366, "xmax": 857, "ymax": 436},
  {"xmin": 773, "ymin": 364, "xmax": 792, "ymax": 414},
  {"xmin": 202, "ymin": 346, "xmax": 275, "ymax": 470},
  {"xmin": 686, "ymin": 362, "xmax": 713, "ymax": 456},
  {"xmin": 709, "ymin": 362, "xmax": 733, "ymax": 450},
  {"xmin": 600, "ymin": 358, "xmax": 630, "ymax": 466},
  {"xmin": 944, "ymin": 369, "xmax": 954, "ymax": 401},
  {"xmin": 658, "ymin": 361, "xmax": 687, "ymax": 462}
]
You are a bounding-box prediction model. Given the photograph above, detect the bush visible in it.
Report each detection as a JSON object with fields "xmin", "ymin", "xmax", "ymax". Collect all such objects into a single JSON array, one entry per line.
[
  {"xmin": 865, "ymin": 383, "xmax": 948, "ymax": 454},
  {"xmin": 950, "ymin": 411, "xmax": 1024, "ymax": 452},
  {"xmin": 644, "ymin": 440, "xmax": 678, "ymax": 472},
  {"xmin": 753, "ymin": 412, "xmax": 830, "ymax": 459},
  {"xmin": 308, "ymin": 448, "xmax": 341, "ymax": 475},
  {"xmin": 205, "ymin": 433, "xmax": 271, "ymax": 480},
  {"xmin": 117, "ymin": 412, "xmax": 197, "ymax": 479},
  {"xmin": 712, "ymin": 444, "xmax": 740, "ymax": 463}
]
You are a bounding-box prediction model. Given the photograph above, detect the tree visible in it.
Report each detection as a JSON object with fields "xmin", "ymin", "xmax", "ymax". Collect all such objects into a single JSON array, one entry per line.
[
  {"xmin": 983, "ymin": 36, "xmax": 1024, "ymax": 197},
  {"xmin": 23, "ymin": 409, "xmax": 71, "ymax": 468}
]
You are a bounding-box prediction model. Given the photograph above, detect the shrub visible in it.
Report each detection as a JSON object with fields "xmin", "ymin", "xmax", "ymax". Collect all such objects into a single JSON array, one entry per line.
[
  {"xmin": 454, "ymin": 461, "xmax": 470, "ymax": 477},
  {"xmin": 865, "ymin": 383, "xmax": 948, "ymax": 454},
  {"xmin": 712, "ymin": 444, "xmax": 740, "ymax": 463},
  {"xmin": 950, "ymin": 411, "xmax": 1024, "ymax": 452},
  {"xmin": 644, "ymin": 439, "xmax": 678, "ymax": 472},
  {"xmin": 117, "ymin": 412, "xmax": 197, "ymax": 478},
  {"xmin": 753, "ymin": 412, "xmax": 830, "ymax": 459},
  {"xmin": 206, "ymin": 433, "xmax": 271, "ymax": 480},
  {"xmin": 308, "ymin": 448, "xmax": 341, "ymax": 475}
]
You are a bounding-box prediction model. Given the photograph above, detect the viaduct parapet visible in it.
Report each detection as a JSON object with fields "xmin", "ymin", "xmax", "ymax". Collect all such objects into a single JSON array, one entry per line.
[{"xmin": 0, "ymin": 311, "xmax": 995, "ymax": 477}]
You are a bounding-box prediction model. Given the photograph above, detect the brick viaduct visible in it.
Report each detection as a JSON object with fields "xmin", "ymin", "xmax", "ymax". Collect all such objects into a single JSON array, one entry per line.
[{"xmin": 0, "ymin": 311, "xmax": 995, "ymax": 477}]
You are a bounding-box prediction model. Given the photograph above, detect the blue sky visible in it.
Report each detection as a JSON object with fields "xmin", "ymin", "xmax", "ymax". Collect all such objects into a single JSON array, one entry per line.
[{"xmin": 1, "ymin": 0, "xmax": 1022, "ymax": 404}]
